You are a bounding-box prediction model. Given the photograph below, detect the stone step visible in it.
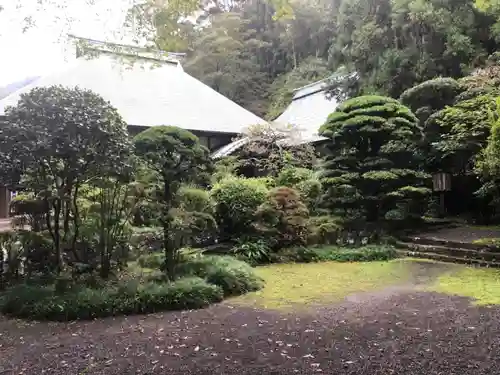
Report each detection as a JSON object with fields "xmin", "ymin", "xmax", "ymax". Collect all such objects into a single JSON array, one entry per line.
[
  {"xmin": 401, "ymin": 236, "xmax": 486, "ymax": 250},
  {"xmin": 395, "ymin": 249, "xmax": 500, "ymax": 268},
  {"xmin": 395, "ymin": 241, "xmax": 500, "ymax": 262}
]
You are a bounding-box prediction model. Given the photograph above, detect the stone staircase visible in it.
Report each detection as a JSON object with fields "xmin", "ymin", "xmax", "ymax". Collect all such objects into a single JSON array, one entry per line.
[{"xmin": 395, "ymin": 236, "xmax": 500, "ymax": 267}]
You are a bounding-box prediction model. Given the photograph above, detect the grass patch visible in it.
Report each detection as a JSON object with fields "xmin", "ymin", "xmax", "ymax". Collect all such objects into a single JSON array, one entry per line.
[
  {"xmin": 429, "ymin": 267, "xmax": 500, "ymax": 305},
  {"xmin": 232, "ymin": 260, "xmax": 408, "ymax": 310}
]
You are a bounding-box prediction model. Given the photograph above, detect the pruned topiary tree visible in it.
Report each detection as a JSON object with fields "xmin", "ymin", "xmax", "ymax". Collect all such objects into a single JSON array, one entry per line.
[
  {"xmin": 318, "ymin": 95, "xmax": 430, "ymax": 225},
  {"xmin": 134, "ymin": 126, "xmax": 212, "ymax": 280}
]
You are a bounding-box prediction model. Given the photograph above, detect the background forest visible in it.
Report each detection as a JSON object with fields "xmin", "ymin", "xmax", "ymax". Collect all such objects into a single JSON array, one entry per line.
[{"xmin": 148, "ymin": 0, "xmax": 500, "ymax": 119}]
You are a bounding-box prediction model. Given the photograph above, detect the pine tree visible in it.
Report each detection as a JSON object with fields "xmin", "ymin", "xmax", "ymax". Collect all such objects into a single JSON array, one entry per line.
[{"xmin": 318, "ymin": 96, "xmax": 430, "ymax": 224}]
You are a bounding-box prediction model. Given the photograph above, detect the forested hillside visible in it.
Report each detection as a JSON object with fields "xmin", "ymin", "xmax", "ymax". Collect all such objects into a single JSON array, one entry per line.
[{"xmin": 145, "ymin": 0, "xmax": 500, "ymax": 118}]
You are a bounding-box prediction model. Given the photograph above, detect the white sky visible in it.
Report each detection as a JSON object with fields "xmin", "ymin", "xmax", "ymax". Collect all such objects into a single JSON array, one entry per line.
[{"xmin": 0, "ymin": 0, "xmax": 136, "ymax": 86}]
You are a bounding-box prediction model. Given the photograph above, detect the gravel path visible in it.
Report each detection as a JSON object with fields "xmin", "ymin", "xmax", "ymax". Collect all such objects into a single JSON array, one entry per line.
[{"xmin": 1, "ymin": 262, "xmax": 499, "ymax": 375}]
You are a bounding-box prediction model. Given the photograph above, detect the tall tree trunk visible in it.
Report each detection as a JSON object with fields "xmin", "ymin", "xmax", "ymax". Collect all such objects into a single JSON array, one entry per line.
[
  {"xmin": 53, "ymin": 199, "xmax": 63, "ymax": 274},
  {"xmin": 163, "ymin": 181, "xmax": 175, "ymax": 281}
]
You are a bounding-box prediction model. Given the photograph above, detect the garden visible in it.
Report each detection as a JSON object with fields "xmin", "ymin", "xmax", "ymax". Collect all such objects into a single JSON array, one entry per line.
[
  {"xmin": 4, "ymin": 74, "xmax": 500, "ymax": 373},
  {"xmin": 0, "ymin": 86, "xmax": 415, "ymax": 322}
]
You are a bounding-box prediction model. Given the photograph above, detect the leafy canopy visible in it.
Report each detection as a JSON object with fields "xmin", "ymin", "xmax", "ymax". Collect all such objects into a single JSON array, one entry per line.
[{"xmin": 319, "ymin": 95, "xmax": 430, "ymax": 223}]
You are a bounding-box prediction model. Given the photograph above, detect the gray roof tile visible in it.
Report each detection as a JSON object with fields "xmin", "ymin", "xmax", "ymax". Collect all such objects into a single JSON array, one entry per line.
[{"xmin": 0, "ymin": 52, "xmax": 267, "ymax": 134}]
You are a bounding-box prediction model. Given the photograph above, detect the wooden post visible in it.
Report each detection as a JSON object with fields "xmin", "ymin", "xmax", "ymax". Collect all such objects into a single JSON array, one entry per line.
[{"xmin": 433, "ymin": 173, "xmax": 452, "ymax": 218}]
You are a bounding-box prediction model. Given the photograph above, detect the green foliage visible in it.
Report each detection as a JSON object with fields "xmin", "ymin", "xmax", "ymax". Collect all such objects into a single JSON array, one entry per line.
[
  {"xmin": 474, "ymin": 97, "xmax": 500, "ymax": 212},
  {"xmin": 269, "ymin": 245, "xmax": 397, "ymax": 263},
  {"xmin": 0, "ymin": 86, "xmax": 133, "ymax": 274},
  {"xmin": 275, "ymin": 167, "xmax": 314, "ymax": 187},
  {"xmin": 270, "ymin": 246, "xmax": 322, "ymax": 263},
  {"xmin": 0, "ymin": 277, "xmax": 223, "ymax": 321},
  {"xmin": 178, "ymin": 1, "xmax": 335, "ymax": 117},
  {"xmin": 313, "ymin": 245, "xmax": 398, "ymax": 262},
  {"xmin": 130, "ymin": 226, "xmax": 163, "ymax": 254},
  {"xmin": 307, "ymin": 215, "xmax": 343, "ymax": 245},
  {"xmin": 276, "ymin": 167, "xmax": 323, "ymax": 214},
  {"xmin": 329, "ymin": 0, "xmax": 494, "ymax": 98},
  {"xmin": 176, "ymin": 255, "xmax": 263, "ymax": 296},
  {"xmin": 171, "ymin": 185, "xmax": 217, "ymax": 248},
  {"xmin": 137, "ymin": 252, "xmax": 165, "ymax": 269},
  {"xmin": 255, "ymin": 187, "xmax": 309, "ymax": 248},
  {"xmin": 431, "ymin": 95, "xmax": 496, "ymax": 174},
  {"xmin": 231, "ymin": 239, "xmax": 272, "ymax": 265},
  {"xmin": 211, "ymin": 177, "xmax": 269, "ymax": 241},
  {"xmin": 212, "ymin": 156, "xmax": 240, "ymax": 184},
  {"xmin": 399, "ymin": 77, "xmax": 463, "ymax": 127},
  {"xmin": 134, "ymin": 126, "xmax": 212, "ymax": 280},
  {"xmin": 319, "ymin": 95, "xmax": 430, "ymax": 224}
]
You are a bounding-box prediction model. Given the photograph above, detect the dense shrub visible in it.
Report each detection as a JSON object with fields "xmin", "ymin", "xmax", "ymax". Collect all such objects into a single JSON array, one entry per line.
[
  {"xmin": 176, "ymin": 255, "xmax": 263, "ymax": 296},
  {"xmin": 307, "ymin": 215, "xmax": 343, "ymax": 245},
  {"xmin": 270, "ymin": 245, "xmax": 397, "ymax": 263},
  {"xmin": 231, "ymin": 239, "xmax": 271, "ymax": 265},
  {"xmin": 269, "ymin": 246, "xmax": 322, "ymax": 263},
  {"xmin": 295, "ymin": 178, "xmax": 323, "ymax": 214},
  {"xmin": 0, "ymin": 277, "xmax": 223, "ymax": 321},
  {"xmin": 129, "ymin": 227, "xmax": 163, "ymax": 260},
  {"xmin": 275, "ymin": 167, "xmax": 314, "ymax": 187},
  {"xmin": 314, "ymin": 245, "xmax": 398, "ymax": 262},
  {"xmin": 137, "ymin": 252, "xmax": 165, "ymax": 269},
  {"xmin": 255, "ymin": 187, "xmax": 309, "ymax": 248},
  {"xmin": 276, "ymin": 167, "xmax": 323, "ymax": 214},
  {"xmin": 211, "ymin": 177, "xmax": 269, "ymax": 240}
]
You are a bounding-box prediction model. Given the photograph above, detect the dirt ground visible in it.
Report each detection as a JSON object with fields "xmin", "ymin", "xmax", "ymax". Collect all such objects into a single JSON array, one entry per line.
[{"xmin": 1, "ymin": 261, "xmax": 499, "ymax": 375}]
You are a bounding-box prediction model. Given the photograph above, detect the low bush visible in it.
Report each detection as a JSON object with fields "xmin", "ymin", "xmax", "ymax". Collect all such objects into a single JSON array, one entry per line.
[
  {"xmin": 231, "ymin": 239, "xmax": 271, "ymax": 265},
  {"xmin": 176, "ymin": 255, "xmax": 263, "ymax": 296},
  {"xmin": 314, "ymin": 245, "xmax": 398, "ymax": 262},
  {"xmin": 307, "ymin": 216, "xmax": 343, "ymax": 245},
  {"xmin": 0, "ymin": 277, "xmax": 223, "ymax": 321},
  {"xmin": 269, "ymin": 246, "xmax": 322, "ymax": 263},
  {"xmin": 270, "ymin": 245, "xmax": 398, "ymax": 263},
  {"xmin": 130, "ymin": 227, "xmax": 163, "ymax": 254},
  {"xmin": 211, "ymin": 177, "xmax": 269, "ymax": 241},
  {"xmin": 137, "ymin": 252, "xmax": 164, "ymax": 269},
  {"xmin": 275, "ymin": 167, "xmax": 313, "ymax": 187}
]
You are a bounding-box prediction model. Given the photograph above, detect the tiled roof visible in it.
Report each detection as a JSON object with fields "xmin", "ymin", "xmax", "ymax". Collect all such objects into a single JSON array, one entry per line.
[{"xmin": 0, "ymin": 51, "xmax": 267, "ymax": 134}]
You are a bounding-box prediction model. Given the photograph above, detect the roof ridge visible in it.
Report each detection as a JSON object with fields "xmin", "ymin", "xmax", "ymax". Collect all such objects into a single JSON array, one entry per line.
[{"xmin": 69, "ymin": 34, "xmax": 185, "ymax": 63}]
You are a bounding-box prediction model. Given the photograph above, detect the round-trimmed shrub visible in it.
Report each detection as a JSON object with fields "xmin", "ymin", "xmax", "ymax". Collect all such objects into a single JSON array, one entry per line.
[
  {"xmin": 0, "ymin": 277, "xmax": 223, "ymax": 321},
  {"xmin": 211, "ymin": 177, "xmax": 269, "ymax": 240},
  {"xmin": 176, "ymin": 255, "xmax": 263, "ymax": 296}
]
